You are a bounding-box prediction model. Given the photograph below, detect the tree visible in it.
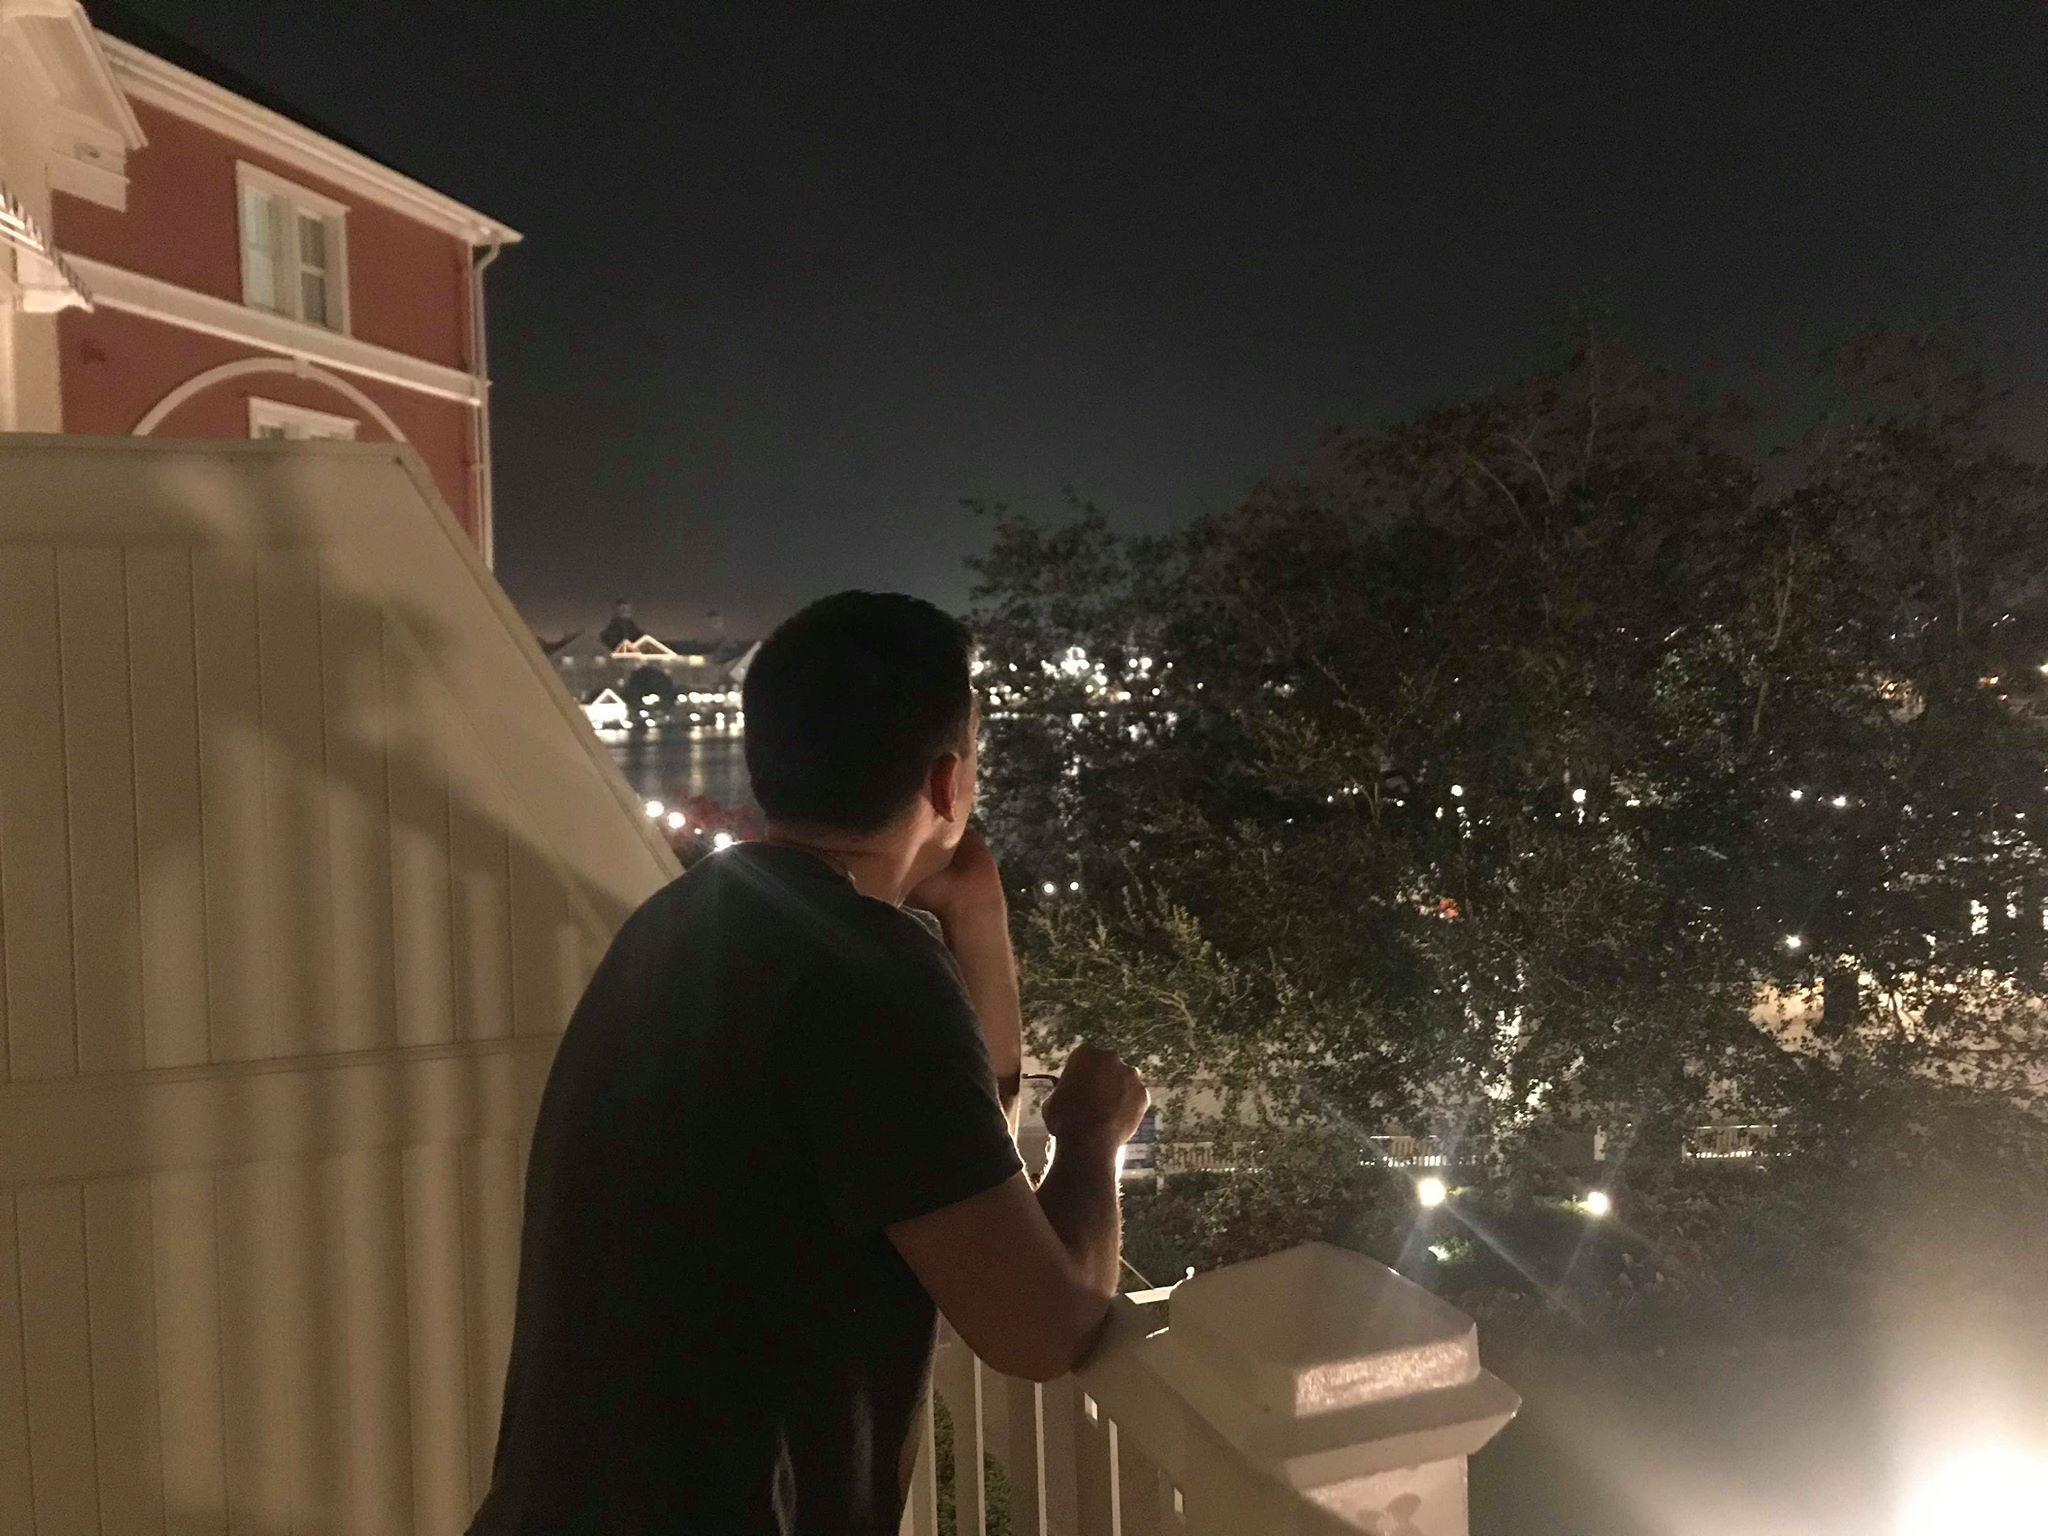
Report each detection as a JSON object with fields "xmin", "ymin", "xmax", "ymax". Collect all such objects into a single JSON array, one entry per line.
[
  {"xmin": 622, "ymin": 662, "xmax": 679, "ymax": 714},
  {"xmin": 970, "ymin": 336, "xmax": 2048, "ymax": 1298}
]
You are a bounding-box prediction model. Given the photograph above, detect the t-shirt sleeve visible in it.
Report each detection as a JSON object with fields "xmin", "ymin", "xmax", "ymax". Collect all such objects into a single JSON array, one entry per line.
[{"xmin": 783, "ymin": 922, "xmax": 1024, "ymax": 1232}]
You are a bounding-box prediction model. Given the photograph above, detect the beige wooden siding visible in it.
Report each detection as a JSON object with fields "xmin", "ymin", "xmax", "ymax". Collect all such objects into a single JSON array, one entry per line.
[{"xmin": 0, "ymin": 436, "xmax": 678, "ymax": 1534}]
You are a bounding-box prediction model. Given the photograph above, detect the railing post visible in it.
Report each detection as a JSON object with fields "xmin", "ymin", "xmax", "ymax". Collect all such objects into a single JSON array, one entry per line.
[{"xmin": 1102, "ymin": 1241, "xmax": 1519, "ymax": 1535}]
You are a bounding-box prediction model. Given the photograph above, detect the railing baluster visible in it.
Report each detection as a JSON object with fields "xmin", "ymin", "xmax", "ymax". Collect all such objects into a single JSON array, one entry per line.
[
  {"xmin": 1074, "ymin": 1391, "xmax": 1117, "ymax": 1535},
  {"xmin": 1113, "ymin": 1423, "xmax": 1168, "ymax": 1535},
  {"xmin": 952, "ymin": 1244, "xmax": 1516, "ymax": 1536},
  {"xmin": 899, "ymin": 1386, "xmax": 939, "ymax": 1536},
  {"xmin": 1039, "ymin": 1372, "xmax": 1083, "ymax": 1528},
  {"xmin": 932, "ymin": 1335, "xmax": 990, "ymax": 1533},
  {"xmin": 1004, "ymin": 1373, "xmax": 1047, "ymax": 1536},
  {"xmin": 960, "ymin": 1354, "xmax": 990, "ymax": 1533}
]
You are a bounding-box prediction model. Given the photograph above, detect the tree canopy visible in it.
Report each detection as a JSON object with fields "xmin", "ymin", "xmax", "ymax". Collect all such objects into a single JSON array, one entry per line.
[{"xmin": 971, "ymin": 335, "xmax": 2048, "ymax": 1230}]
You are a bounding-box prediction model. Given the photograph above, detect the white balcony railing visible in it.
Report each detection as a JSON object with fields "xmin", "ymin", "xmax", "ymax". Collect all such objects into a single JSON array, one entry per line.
[
  {"xmin": 1684, "ymin": 1122, "xmax": 1773, "ymax": 1160},
  {"xmin": 1152, "ymin": 1134, "xmax": 1448, "ymax": 1181},
  {"xmin": 1154, "ymin": 1140, "xmax": 1238, "ymax": 1175},
  {"xmin": 1365, "ymin": 1134, "xmax": 1451, "ymax": 1169},
  {"xmin": 902, "ymin": 1242, "xmax": 1519, "ymax": 1536}
]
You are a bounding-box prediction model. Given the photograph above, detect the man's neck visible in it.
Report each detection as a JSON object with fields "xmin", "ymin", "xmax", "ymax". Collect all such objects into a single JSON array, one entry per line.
[{"xmin": 761, "ymin": 824, "xmax": 923, "ymax": 907}]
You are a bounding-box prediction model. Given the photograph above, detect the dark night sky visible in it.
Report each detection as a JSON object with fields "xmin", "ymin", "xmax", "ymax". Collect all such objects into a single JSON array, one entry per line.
[{"xmin": 123, "ymin": 2, "xmax": 2048, "ymax": 641}]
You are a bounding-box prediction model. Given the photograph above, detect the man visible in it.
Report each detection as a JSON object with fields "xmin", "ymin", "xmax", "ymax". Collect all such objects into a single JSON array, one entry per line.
[{"xmin": 469, "ymin": 591, "xmax": 1149, "ymax": 1534}]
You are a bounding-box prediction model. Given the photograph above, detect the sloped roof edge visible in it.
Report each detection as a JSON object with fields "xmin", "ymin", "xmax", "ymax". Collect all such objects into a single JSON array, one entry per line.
[{"xmin": 90, "ymin": 8, "xmax": 520, "ymax": 245}]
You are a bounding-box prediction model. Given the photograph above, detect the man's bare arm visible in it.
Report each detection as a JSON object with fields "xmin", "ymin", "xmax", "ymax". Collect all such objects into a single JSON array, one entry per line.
[
  {"xmin": 937, "ymin": 900, "xmax": 1023, "ymax": 1130},
  {"xmin": 907, "ymin": 828, "xmax": 1023, "ymax": 1131},
  {"xmin": 887, "ymin": 1045, "xmax": 1145, "ymax": 1381},
  {"xmin": 1031, "ymin": 1123, "xmax": 1122, "ymax": 1300}
]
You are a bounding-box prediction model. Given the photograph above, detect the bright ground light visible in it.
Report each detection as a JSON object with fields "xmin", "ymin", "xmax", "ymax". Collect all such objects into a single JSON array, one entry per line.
[
  {"xmin": 1582, "ymin": 1190, "xmax": 1612, "ymax": 1217},
  {"xmin": 1416, "ymin": 1175, "xmax": 1448, "ymax": 1208},
  {"xmin": 1896, "ymin": 1441, "xmax": 2048, "ymax": 1535}
]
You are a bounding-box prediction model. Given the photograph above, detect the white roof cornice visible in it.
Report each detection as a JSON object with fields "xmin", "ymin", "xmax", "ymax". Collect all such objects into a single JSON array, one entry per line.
[
  {"xmin": 0, "ymin": 0, "xmax": 147, "ymax": 148},
  {"xmin": 99, "ymin": 32, "xmax": 521, "ymax": 247}
]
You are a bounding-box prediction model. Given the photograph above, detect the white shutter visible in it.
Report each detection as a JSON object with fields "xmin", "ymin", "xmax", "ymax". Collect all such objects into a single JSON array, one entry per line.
[
  {"xmin": 297, "ymin": 212, "xmax": 331, "ymax": 328},
  {"xmin": 239, "ymin": 185, "xmax": 284, "ymax": 312}
]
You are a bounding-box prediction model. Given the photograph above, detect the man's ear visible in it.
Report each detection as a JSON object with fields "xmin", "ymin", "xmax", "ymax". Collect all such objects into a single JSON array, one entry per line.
[{"xmin": 927, "ymin": 752, "xmax": 966, "ymax": 823}]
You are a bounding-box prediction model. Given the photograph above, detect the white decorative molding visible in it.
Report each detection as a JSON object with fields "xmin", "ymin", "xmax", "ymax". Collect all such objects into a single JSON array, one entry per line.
[
  {"xmin": 237, "ymin": 156, "xmax": 350, "ymax": 220},
  {"xmin": 134, "ymin": 355, "xmax": 407, "ymax": 441},
  {"xmin": 0, "ymin": 0, "xmax": 142, "ymax": 209},
  {"xmin": 67, "ymin": 252, "xmax": 484, "ymax": 405},
  {"xmin": 1, "ymin": 175, "xmax": 92, "ymax": 310},
  {"xmin": 98, "ymin": 31, "xmax": 521, "ymax": 247},
  {"xmin": 46, "ymin": 144, "xmax": 128, "ymax": 208},
  {"xmin": 0, "ymin": 1034, "xmax": 560, "ymax": 1185}
]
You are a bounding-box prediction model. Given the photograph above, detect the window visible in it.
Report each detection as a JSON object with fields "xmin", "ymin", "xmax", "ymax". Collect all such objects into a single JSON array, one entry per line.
[
  {"xmin": 237, "ymin": 164, "xmax": 348, "ymax": 330},
  {"xmin": 248, "ymin": 397, "xmax": 359, "ymax": 442}
]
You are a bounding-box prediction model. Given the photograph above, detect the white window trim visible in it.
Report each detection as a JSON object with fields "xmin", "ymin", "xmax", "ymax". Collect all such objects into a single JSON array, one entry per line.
[
  {"xmin": 236, "ymin": 161, "xmax": 351, "ymax": 335},
  {"xmin": 248, "ymin": 396, "xmax": 360, "ymax": 441}
]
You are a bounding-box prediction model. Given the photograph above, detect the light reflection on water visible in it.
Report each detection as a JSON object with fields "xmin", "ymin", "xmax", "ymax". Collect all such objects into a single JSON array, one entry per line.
[{"xmin": 602, "ymin": 727, "xmax": 754, "ymax": 810}]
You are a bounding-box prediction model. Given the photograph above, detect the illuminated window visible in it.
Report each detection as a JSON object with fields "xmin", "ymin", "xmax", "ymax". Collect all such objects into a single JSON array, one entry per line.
[
  {"xmin": 248, "ymin": 396, "xmax": 358, "ymax": 442},
  {"xmin": 238, "ymin": 164, "xmax": 348, "ymax": 330}
]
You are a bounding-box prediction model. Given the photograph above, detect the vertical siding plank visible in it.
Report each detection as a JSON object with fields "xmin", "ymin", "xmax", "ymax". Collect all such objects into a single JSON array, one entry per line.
[
  {"xmin": 460, "ymin": 1136, "xmax": 521, "ymax": 1503},
  {"xmin": 403, "ymin": 1143, "xmax": 470, "ymax": 1536},
  {"xmin": 507, "ymin": 832, "xmax": 575, "ymax": 1039},
  {"xmin": 216, "ymin": 1163, "xmax": 293, "ymax": 1533},
  {"xmin": 384, "ymin": 620, "xmax": 455, "ymax": 1048},
  {"xmin": 0, "ymin": 1194, "xmax": 35, "ymax": 1535},
  {"xmin": 0, "ymin": 801, "xmax": 8, "ymax": 1088},
  {"xmin": 320, "ymin": 579, "xmax": 396, "ymax": 1054},
  {"xmin": 84, "ymin": 1179, "xmax": 166, "ymax": 1535},
  {"xmin": 449, "ymin": 781, "xmax": 513, "ymax": 1043},
  {"xmin": 438, "ymin": 657, "xmax": 524, "ymax": 1044},
  {"xmin": 0, "ymin": 550, "xmax": 78, "ymax": 1079},
  {"xmin": 127, "ymin": 551, "xmax": 210, "ymax": 1070},
  {"xmin": 192, "ymin": 552, "xmax": 273, "ymax": 1064},
  {"xmin": 150, "ymin": 1171, "xmax": 226, "ymax": 1536},
  {"xmin": 339, "ymin": 1150, "xmax": 412, "ymax": 1536},
  {"xmin": 16, "ymin": 1186, "xmax": 98, "ymax": 1536},
  {"xmin": 278, "ymin": 1158, "xmax": 348, "ymax": 1534},
  {"xmin": 256, "ymin": 554, "xmax": 336, "ymax": 1058},
  {"xmin": 59, "ymin": 548, "xmax": 146, "ymax": 1076}
]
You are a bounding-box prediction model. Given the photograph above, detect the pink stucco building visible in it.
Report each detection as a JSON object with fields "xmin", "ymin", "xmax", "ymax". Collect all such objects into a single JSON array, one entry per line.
[{"xmin": 0, "ymin": 1, "xmax": 519, "ymax": 557}]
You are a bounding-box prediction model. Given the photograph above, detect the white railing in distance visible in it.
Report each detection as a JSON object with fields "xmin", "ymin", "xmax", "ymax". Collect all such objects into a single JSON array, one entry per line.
[
  {"xmin": 1365, "ymin": 1134, "xmax": 1449, "ymax": 1169},
  {"xmin": 1684, "ymin": 1122, "xmax": 1772, "ymax": 1160},
  {"xmin": 903, "ymin": 1242, "xmax": 1519, "ymax": 1536},
  {"xmin": 1155, "ymin": 1141, "xmax": 1236, "ymax": 1175}
]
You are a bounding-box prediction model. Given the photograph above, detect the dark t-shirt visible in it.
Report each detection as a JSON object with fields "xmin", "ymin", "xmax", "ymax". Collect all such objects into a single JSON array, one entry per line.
[{"xmin": 468, "ymin": 843, "xmax": 1022, "ymax": 1535}]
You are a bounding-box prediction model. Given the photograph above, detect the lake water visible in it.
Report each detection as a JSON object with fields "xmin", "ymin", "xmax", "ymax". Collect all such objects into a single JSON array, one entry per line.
[{"xmin": 602, "ymin": 727, "xmax": 754, "ymax": 810}]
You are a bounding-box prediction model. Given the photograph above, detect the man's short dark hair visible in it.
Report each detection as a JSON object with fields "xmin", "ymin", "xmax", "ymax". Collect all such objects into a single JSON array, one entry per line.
[{"xmin": 743, "ymin": 591, "xmax": 975, "ymax": 833}]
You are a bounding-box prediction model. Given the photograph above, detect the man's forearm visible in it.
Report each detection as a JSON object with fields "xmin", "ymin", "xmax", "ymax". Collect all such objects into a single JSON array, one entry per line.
[
  {"xmin": 940, "ymin": 902, "xmax": 1024, "ymax": 1130},
  {"xmin": 1035, "ymin": 1130, "xmax": 1123, "ymax": 1302}
]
